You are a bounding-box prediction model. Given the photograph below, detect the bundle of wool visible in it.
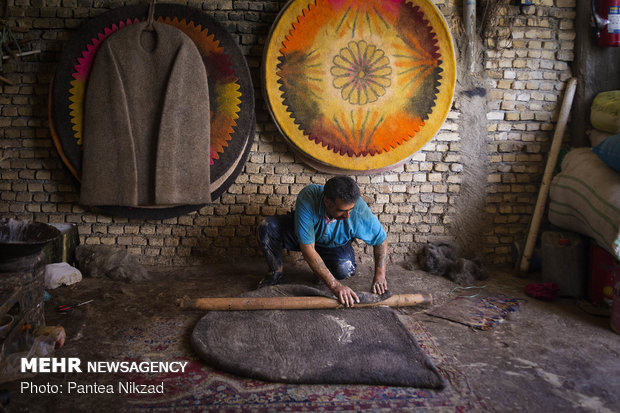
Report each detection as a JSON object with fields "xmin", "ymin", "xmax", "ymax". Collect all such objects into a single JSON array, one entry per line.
[
  {"xmin": 414, "ymin": 242, "xmax": 489, "ymax": 285},
  {"xmin": 75, "ymin": 245, "xmax": 149, "ymax": 282}
]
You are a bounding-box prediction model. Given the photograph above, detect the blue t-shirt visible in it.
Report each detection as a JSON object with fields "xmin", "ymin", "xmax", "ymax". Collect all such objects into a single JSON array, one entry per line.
[{"xmin": 294, "ymin": 184, "xmax": 387, "ymax": 248}]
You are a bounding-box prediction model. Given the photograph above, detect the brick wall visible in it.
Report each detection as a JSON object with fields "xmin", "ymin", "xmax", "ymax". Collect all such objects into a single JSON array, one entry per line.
[
  {"xmin": 0, "ymin": 1, "xmax": 576, "ymax": 267},
  {"xmin": 483, "ymin": 1, "xmax": 575, "ymax": 261}
]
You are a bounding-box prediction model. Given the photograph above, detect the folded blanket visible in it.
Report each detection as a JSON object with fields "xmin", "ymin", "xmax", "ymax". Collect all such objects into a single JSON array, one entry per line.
[{"xmin": 549, "ymin": 148, "xmax": 620, "ymax": 260}]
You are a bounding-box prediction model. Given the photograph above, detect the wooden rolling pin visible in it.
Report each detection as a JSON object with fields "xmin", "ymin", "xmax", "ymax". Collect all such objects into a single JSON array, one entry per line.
[{"xmin": 178, "ymin": 293, "xmax": 432, "ymax": 311}]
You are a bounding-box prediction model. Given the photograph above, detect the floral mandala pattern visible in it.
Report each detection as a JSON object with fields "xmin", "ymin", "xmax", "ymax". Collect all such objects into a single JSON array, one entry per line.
[
  {"xmin": 331, "ymin": 40, "xmax": 392, "ymax": 106},
  {"xmin": 264, "ymin": 0, "xmax": 456, "ymax": 171}
]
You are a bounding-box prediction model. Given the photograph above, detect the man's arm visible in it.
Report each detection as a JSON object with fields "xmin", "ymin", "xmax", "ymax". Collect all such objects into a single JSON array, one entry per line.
[
  {"xmin": 372, "ymin": 239, "xmax": 388, "ymax": 294},
  {"xmin": 299, "ymin": 243, "xmax": 359, "ymax": 307}
]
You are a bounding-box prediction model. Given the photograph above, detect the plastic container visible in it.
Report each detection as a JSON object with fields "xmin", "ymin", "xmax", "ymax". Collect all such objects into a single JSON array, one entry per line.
[
  {"xmin": 541, "ymin": 231, "xmax": 587, "ymax": 298},
  {"xmin": 588, "ymin": 242, "xmax": 620, "ymax": 305}
]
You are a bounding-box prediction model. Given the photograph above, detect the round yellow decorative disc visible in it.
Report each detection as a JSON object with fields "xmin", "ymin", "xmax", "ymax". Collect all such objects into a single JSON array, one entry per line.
[{"xmin": 263, "ymin": 0, "xmax": 456, "ymax": 172}]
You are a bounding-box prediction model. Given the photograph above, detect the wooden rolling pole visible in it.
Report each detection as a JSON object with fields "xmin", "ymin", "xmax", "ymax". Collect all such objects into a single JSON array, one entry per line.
[
  {"xmin": 518, "ymin": 77, "xmax": 577, "ymax": 274},
  {"xmin": 179, "ymin": 293, "xmax": 433, "ymax": 311}
]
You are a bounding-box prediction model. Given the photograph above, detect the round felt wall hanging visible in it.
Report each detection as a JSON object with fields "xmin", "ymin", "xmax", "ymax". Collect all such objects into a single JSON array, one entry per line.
[
  {"xmin": 263, "ymin": 0, "xmax": 456, "ymax": 173},
  {"xmin": 49, "ymin": 4, "xmax": 254, "ymax": 218}
]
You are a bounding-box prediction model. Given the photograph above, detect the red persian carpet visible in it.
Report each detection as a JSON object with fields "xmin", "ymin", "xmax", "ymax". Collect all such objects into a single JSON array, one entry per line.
[{"xmin": 109, "ymin": 315, "xmax": 487, "ymax": 412}]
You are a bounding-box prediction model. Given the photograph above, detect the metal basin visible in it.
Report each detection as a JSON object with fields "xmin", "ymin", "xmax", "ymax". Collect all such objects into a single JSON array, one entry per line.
[{"xmin": 0, "ymin": 219, "xmax": 61, "ymax": 260}]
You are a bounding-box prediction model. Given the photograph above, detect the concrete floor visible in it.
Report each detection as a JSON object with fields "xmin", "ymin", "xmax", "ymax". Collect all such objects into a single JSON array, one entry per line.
[{"xmin": 2, "ymin": 258, "xmax": 619, "ymax": 412}]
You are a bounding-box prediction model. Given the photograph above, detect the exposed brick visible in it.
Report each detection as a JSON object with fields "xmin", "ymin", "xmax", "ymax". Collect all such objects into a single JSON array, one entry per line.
[{"xmin": 0, "ymin": 0, "xmax": 576, "ymax": 267}]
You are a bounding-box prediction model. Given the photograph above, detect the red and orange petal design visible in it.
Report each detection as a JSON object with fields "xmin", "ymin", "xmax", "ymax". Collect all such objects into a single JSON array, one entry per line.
[{"xmin": 264, "ymin": 0, "xmax": 456, "ymax": 171}]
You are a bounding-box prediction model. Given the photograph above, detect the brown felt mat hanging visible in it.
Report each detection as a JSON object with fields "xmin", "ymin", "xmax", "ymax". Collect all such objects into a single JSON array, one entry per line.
[
  {"xmin": 49, "ymin": 4, "xmax": 255, "ymax": 218},
  {"xmin": 191, "ymin": 284, "xmax": 446, "ymax": 388}
]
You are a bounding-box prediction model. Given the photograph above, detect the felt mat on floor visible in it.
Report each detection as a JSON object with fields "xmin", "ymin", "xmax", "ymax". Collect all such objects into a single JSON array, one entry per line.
[
  {"xmin": 426, "ymin": 292, "xmax": 525, "ymax": 330},
  {"xmin": 190, "ymin": 284, "xmax": 446, "ymax": 388},
  {"xmin": 109, "ymin": 315, "xmax": 486, "ymax": 412}
]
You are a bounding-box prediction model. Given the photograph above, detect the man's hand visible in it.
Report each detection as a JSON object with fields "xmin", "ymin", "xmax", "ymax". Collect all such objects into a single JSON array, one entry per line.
[
  {"xmin": 371, "ymin": 274, "xmax": 387, "ymax": 295},
  {"xmin": 299, "ymin": 243, "xmax": 359, "ymax": 307},
  {"xmin": 372, "ymin": 239, "xmax": 388, "ymax": 295},
  {"xmin": 332, "ymin": 282, "xmax": 360, "ymax": 307}
]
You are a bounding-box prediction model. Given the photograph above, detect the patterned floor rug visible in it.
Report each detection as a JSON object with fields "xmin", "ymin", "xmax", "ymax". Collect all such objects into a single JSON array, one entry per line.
[
  {"xmin": 426, "ymin": 293, "xmax": 525, "ymax": 330},
  {"xmin": 107, "ymin": 314, "xmax": 487, "ymax": 412}
]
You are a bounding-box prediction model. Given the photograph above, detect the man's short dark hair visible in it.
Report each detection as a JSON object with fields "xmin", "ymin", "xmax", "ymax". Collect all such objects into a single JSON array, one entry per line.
[{"xmin": 324, "ymin": 176, "xmax": 360, "ymax": 204}]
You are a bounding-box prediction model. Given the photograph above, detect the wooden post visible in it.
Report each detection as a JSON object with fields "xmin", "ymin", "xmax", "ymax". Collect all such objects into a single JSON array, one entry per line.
[{"xmin": 519, "ymin": 77, "xmax": 577, "ymax": 274}]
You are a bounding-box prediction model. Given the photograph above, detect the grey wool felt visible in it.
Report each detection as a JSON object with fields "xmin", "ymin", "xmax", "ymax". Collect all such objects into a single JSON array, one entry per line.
[
  {"xmin": 191, "ymin": 284, "xmax": 446, "ymax": 388},
  {"xmin": 80, "ymin": 21, "xmax": 211, "ymax": 207}
]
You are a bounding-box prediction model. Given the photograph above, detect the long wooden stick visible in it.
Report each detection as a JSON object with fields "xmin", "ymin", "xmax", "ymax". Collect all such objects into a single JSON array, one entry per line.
[
  {"xmin": 519, "ymin": 77, "xmax": 577, "ymax": 273},
  {"xmin": 179, "ymin": 293, "xmax": 432, "ymax": 311},
  {"xmin": 0, "ymin": 74, "xmax": 13, "ymax": 85},
  {"xmin": 1, "ymin": 49, "xmax": 42, "ymax": 60}
]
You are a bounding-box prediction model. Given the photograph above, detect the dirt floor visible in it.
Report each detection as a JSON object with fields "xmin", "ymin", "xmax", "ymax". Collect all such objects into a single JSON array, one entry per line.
[{"xmin": 1, "ymin": 257, "xmax": 619, "ymax": 412}]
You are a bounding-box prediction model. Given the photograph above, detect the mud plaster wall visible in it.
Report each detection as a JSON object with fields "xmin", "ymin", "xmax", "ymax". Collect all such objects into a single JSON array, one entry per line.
[{"xmin": 0, "ymin": 0, "xmax": 576, "ymax": 267}]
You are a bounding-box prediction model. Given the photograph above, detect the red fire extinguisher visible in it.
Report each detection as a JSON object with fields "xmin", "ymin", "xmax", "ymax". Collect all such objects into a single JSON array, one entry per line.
[{"xmin": 594, "ymin": 0, "xmax": 620, "ymax": 47}]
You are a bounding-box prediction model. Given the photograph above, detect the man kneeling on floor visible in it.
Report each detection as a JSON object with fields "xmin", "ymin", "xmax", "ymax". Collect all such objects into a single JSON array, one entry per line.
[{"xmin": 257, "ymin": 176, "xmax": 388, "ymax": 307}]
